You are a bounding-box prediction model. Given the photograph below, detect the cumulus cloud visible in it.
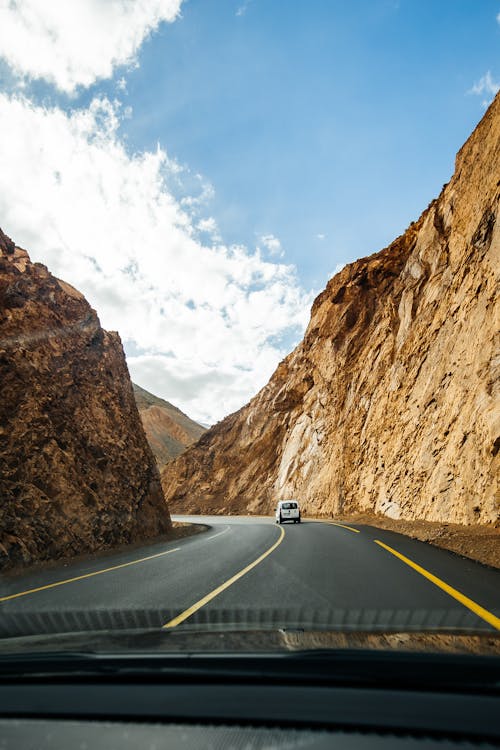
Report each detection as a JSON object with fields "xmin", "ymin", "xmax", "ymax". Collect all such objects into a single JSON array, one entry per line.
[
  {"xmin": 469, "ymin": 71, "xmax": 500, "ymax": 108},
  {"xmin": 0, "ymin": 0, "xmax": 183, "ymax": 93},
  {"xmin": 197, "ymin": 217, "xmax": 221, "ymax": 242},
  {"xmin": 259, "ymin": 233, "xmax": 284, "ymax": 258},
  {"xmin": 128, "ymin": 352, "xmax": 275, "ymax": 427},
  {"xmin": 0, "ymin": 93, "xmax": 311, "ymax": 424}
]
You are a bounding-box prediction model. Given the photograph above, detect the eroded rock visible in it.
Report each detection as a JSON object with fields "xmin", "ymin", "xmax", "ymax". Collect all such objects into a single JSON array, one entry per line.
[
  {"xmin": 0, "ymin": 231, "xmax": 171, "ymax": 569},
  {"xmin": 133, "ymin": 383, "xmax": 206, "ymax": 470},
  {"xmin": 162, "ymin": 94, "xmax": 499, "ymax": 526}
]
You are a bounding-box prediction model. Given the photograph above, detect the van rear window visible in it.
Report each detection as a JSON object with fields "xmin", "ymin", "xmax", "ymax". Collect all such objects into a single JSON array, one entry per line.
[{"xmin": 282, "ymin": 502, "xmax": 297, "ymax": 509}]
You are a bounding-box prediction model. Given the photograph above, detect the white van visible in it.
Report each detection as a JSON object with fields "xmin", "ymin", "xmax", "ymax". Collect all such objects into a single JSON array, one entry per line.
[{"xmin": 275, "ymin": 500, "xmax": 301, "ymax": 524}]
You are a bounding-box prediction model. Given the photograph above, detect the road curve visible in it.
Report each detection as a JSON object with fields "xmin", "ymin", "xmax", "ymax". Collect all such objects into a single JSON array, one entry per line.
[{"xmin": 0, "ymin": 516, "xmax": 498, "ymax": 635}]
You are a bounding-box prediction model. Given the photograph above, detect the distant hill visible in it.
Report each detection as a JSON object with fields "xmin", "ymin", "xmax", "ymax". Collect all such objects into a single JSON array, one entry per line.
[{"xmin": 133, "ymin": 383, "xmax": 206, "ymax": 470}]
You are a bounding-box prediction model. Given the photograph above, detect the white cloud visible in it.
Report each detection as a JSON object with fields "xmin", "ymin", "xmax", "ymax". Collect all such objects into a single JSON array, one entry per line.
[
  {"xmin": 128, "ymin": 353, "xmax": 274, "ymax": 427},
  {"xmin": 259, "ymin": 233, "xmax": 283, "ymax": 258},
  {"xmin": 469, "ymin": 71, "xmax": 500, "ymax": 108},
  {"xmin": 197, "ymin": 217, "xmax": 221, "ymax": 242},
  {"xmin": 0, "ymin": 93, "xmax": 311, "ymax": 424},
  {"xmin": 236, "ymin": 0, "xmax": 252, "ymax": 17},
  {"xmin": 0, "ymin": 0, "xmax": 183, "ymax": 93},
  {"xmin": 116, "ymin": 77, "xmax": 128, "ymax": 93},
  {"xmin": 330, "ymin": 263, "xmax": 346, "ymax": 278},
  {"xmin": 316, "ymin": 233, "xmax": 326, "ymax": 240},
  {"xmin": 180, "ymin": 179, "xmax": 215, "ymax": 208},
  {"xmin": 497, "ymin": 11, "xmax": 500, "ymax": 24}
]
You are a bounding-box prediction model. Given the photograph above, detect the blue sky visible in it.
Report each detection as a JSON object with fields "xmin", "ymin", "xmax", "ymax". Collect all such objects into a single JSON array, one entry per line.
[
  {"xmin": 0, "ymin": 0, "xmax": 498, "ymax": 423},
  {"xmin": 116, "ymin": 0, "xmax": 499, "ymax": 287}
]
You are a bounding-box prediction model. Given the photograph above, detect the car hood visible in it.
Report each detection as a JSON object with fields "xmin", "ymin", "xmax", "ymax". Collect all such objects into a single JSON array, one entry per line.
[{"xmin": 0, "ymin": 625, "xmax": 499, "ymax": 657}]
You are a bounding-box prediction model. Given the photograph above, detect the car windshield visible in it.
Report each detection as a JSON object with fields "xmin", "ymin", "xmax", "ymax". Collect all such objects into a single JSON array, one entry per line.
[{"xmin": 0, "ymin": 1, "xmax": 499, "ymax": 660}]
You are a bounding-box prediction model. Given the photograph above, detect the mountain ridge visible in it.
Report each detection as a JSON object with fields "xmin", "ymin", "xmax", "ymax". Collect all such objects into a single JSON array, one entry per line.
[
  {"xmin": 132, "ymin": 382, "xmax": 206, "ymax": 469},
  {"xmin": 0, "ymin": 230, "xmax": 171, "ymax": 569},
  {"xmin": 161, "ymin": 93, "xmax": 499, "ymax": 526}
]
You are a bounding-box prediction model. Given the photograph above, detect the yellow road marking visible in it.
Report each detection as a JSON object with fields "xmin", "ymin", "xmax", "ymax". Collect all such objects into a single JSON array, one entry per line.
[
  {"xmin": 326, "ymin": 521, "xmax": 360, "ymax": 533},
  {"xmin": 0, "ymin": 547, "xmax": 180, "ymax": 603},
  {"xmin": 163, "ymin": 525, "xmax": 286, "ymax": 628},
  {"xmin": 374, "ymin": 540, "xmax": 500, "ymax": 631}
]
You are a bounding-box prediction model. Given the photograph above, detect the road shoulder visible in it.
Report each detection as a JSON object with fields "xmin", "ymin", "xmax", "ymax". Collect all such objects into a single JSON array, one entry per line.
[{"xmin": 329, "ymin": 514, "xmax": 500, "ymax": 570}]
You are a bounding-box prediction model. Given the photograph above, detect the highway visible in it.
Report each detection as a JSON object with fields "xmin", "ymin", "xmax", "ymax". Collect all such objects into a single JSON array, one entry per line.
[{"xmin": 0, "ymin": 516, "xmax": 499, "ymax": 636}]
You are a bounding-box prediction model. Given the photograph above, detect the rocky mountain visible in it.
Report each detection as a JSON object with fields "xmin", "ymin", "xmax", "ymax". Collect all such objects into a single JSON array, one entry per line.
[
  {"xmin": 133, "ymin": 383, "xmax": 206, "ymax": 470},
  {"xmin": 162, "ymin": 94, "xmax": 499, "ymax": 525},
  {"xmin": 0, "ymin": 230, "xmax": 171, "ymax": 569}
]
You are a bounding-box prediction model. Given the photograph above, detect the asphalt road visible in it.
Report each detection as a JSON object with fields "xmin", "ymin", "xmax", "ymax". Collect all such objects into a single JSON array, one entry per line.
[{"xmin": 0, "ymin": 516, "xmax": 499, "ymax": 635}]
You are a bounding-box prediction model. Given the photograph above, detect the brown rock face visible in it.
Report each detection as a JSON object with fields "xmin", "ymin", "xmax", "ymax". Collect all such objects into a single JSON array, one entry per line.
[
  {"xmin": 0, "ymin": 231, "xmax": 171, "ymax": 568},
  {"xmin": 133, "ymin": 383, "xmax": 206, "ymax": 470},
  {"xmin": 162, "ymin": 94, "xmax": 500, "ymax": 525}
]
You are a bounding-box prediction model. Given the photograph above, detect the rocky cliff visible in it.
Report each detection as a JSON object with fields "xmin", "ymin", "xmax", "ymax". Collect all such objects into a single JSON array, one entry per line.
[
  {"xmin": 162, "ymin": 94, "xmax": 499, "ymax": 525},
  {"xmin": 0, "ymin": 230, "xmax": 171, "ymax": 569},
  {"xmin": 133, "ymin": 383, "xmax": 206, "ymax": 470}
]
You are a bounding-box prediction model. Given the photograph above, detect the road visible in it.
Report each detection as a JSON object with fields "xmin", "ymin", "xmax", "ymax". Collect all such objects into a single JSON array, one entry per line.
[{"xmin": 0, "ymin": 516, "xmax": 499, "ymax": 636}]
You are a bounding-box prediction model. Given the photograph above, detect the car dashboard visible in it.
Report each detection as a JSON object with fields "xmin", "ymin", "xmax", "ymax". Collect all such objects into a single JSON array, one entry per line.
[{"xmin": 0, "ymin": 647, "xmax": 499, "ymax": 749}]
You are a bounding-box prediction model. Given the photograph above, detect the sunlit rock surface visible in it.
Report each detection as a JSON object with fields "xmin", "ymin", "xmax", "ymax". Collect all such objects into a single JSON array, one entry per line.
[
  {"xmin": 162, "ymin": 94, "xmax": 499, "ymax": 525},
  {"xmin": 0, "ymin": 231, "xmax": 171, "ymax": 568},
  {"xmin": 133, "ymin": 383, "xmax": 206, "ymax": 470}
]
